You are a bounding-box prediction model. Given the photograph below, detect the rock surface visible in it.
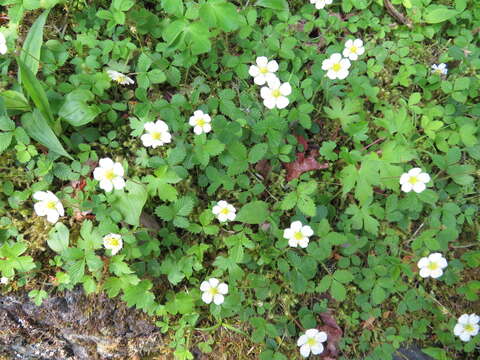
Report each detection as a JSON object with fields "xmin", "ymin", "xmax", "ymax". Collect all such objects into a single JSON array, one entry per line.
[{"xmin": 0, "ymin": 289, "xmax": 164, "ymax": 359}]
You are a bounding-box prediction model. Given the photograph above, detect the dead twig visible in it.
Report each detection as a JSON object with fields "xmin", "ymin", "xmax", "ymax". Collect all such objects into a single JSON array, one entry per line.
[{"xmin": 384, "ymin": 0, "xmax": 413, "ymax": 28}]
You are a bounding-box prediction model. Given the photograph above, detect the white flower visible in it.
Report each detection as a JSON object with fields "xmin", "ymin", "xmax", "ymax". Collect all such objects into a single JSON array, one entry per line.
[
  {"xmin": 297, "ymin": 329, "xmax": 327, "ymax": 358},
  {"xmin": 212, "ymin": 200, "xmax": 236, "ymax": 222},
  {"xmin": 189, "ymin": 110, "xmax": 212, "ymax": 135},
  {"xmin": 249, "ymin": 56, "xmax": 279, "ymax": 85},
  {"xmin": 454, "ymin": 314, "xmax": 479, "ymax": 342},
  {"xmin": 260, "ymin": 77, "xmax": 292, "ymax": 109},
  {"xmin": 0, "ymin": 33, "xmax": 7, "ymax": 55},
  {"xmin": 93, "ymin": 158, "xmax": 126, "ymax": 192},
  {"xmin": 141, "ymin": 120, "xmax": 172, "ymax": 148},
  {"xmin": 417, "ymin": 253, "xmax": 448, "ymax": 279},
  {"xmin": 399, "ymin": 168, "xmax": 430, "ymax": 193},
  {"xmin": 0, "ymin": 277, "xmax": 8, "ymax": 285},
  {"xmin": 33, "ymin": 191, "xmax": 64, "ymax": 224},
  {"xmin": 342, "ymin": 39, "xmax": 365, "ymax": 61},
  {"xmin": 103, "ymin": 233, "xmax": 123, "ymax": 255},
  {"xmin": 200, "ymin": 278, "xmax": 228, "ymax": 305},
  {"xmin": 309, "ymin": 0, "xmax": 333, "ymax": 9},
  {"xmin": 283, "ymin": 221, "xmax": 314, "ymax": 248},
  {"xmin": 322, "ymin": 53, "xmax": 351, "ymax": 80},
  {"xmin": 107, "ymin": 70, "xmax": 134, "ymax": 85},
  {"xmin": 431, "ymin": 63, "xmax": 448, "ymax": 75}
]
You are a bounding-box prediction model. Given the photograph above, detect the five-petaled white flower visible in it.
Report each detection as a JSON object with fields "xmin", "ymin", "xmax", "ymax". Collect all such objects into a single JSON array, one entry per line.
[
  {"xmin": 260, "ymin": 77, "xmax": 292, "ymax": 109},
  {"xmin": 0, "ymin": 33, "xmax": 7, "ymax": 55},
  {"xmin": 189, "ymin": 110, "xmax": 212, "ymax": 135},
  {"xmin": 141, "ymin": 120, "xmax": 172, "ymax": 148},
  {"xmin": 93, "ymin": 158, "xmax": 126, "ymax": 192},
  {"xmin": 212, "ymin": 200, "xmax": 236, "ymax": 223},
  {"xmin": 399, "ymin": 168, "xmax": 430, "ymax": 193},
  {"xmin": 103, "ymin": 233, "xmax": 123, "ymax": 255},
  {"xmin": 343, "ymin": 39, "xmax": 365, "ymax": 61},
  {"xmin": 297, "ymin": 329, "xmax": 327, "ymax": 358},
  {"xmin": 322, "ymin": 53, "xmax": 351, "ymax": 80},
  {"xmin": 33, "ymin": 191, "xmax": 64, "ymax": 224},
  {"xmin": 284, "ymin": 221, "xmax": 314, "ymax": 248},
  {"xmin": 454, "ymin": 314, "xmax": 479, "ymax": 342},
  {"xmin": 417, "ymin": 253, "xmax": 448, "ymax": 279},
  {"xmin": 249, "ymin": 56, "xmax": 279, "ymax": 85},
  {"xmin": 107, "ymin": 70, "xmax": 134, "ymax": 85},
  {"xmin": 309, "ymin": 0, "xmax": 333, "ymax": 9},
  {"xmin": 431, "ymin": 63, "xmax": 448, "ymax": 75},
  {"xmin": 1, "ymin": 277, "xmax": 9, "ymax": 285},
  {"xmin": 200, "ymin": 278, "xmax": 228, "ymax": 305}
]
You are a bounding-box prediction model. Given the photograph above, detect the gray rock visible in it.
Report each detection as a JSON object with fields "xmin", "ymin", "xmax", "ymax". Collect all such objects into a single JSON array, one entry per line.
[{"xmin": 0, "ymin": 289, "xmax": 163, "ymax": 359}]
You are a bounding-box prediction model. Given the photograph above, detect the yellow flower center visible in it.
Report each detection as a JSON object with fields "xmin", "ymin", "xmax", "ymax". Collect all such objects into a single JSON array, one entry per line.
[
  {"xmin": 197, "ymin": 118, "xmax": 206, "ymax": 127},
  {"xmin": 408, "ymin": 176, "xmax": 418, "ymax": 185},
  {"xmin": 220, "ymin": 208, "xmax": 230, "ymax": 215},
  {"xmin": 307, "ymin": 338, "xmax": 316, "ymax": 346},
  {"xmin": 332, "ymin": 63, "xmax": 342, "ymax": 72},
  {"xmin": 151, "ymin": 131, "xmax": 161, "ymax": 140},
  {"xmin": 209, "ymin": 287, "xmax": 219, "ymax": 296},
  {"xmin": 104, "ymin": 169, "xmax": 115, "ymax": 181},
  {"xmin": 116, "ymin": 75, "xmax": 126, "ymax": 83},
  {"xmin": 350, "ymin": 46, "xmax": 357, "ymax": 54},
  {"xmin": 427, "ymin": 262, "xmax": 439, "ymax": 271},
  {"xmin": 259, "ymin": 66, "xmax": 269, "ymax": 74},
  {"xmin": 434, "ymin": 69, "xmax": 442, "ymax": 75},
  {"xmin": 46, "ymin": 201, "xmax": 57, "ymax": 210},
  {"xmin": 294, "ymin": 231, "xmax": 303, "ymax": 240},
  {"xmin": 272, "ymin": 89, "xmax": 281, "ymax": 98},
  {"xmin": 464, "ymin": 324, "xmax": 474, "ymax": 332},
  {"xmin": 107, "ymin": 237, "xmax": 119, "ymax": 247}
]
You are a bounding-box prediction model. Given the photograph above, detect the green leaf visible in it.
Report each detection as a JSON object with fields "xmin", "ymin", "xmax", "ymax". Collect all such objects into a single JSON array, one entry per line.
[
  {"xmin": 330, "ymin": 280, "xmax": 346, "ymax": 301},
  {"xmin": 122, "ymin": 280, "xmax": 156, "ymax": 312},
  {"xmin": 200, "ymin": 0, "xmax": 241, "ymax": 32},
  {"xmin": 248, "ymin": 143, "xmax": 268, "ymax": 163},
  {"xmin": 17, "ymin": 58, "xmax": 55, "ymax": 126},
  {"xmin": 47, "ymin": 223, "xmax": 70, "ymax": 253},
  {"xmin": 110, "ymin": 180, "xmax": 148, "ymax": 226},
  {"xmin": 1, "ymin": 90, "xmax": 31, "ymax": 112},
  {"xmin": 333, "ymin": 269, "xmax": 354, "ymax": 284},
  {"xmin": 21, "ymin": 110, "xmax": 72, "ymax": 159},
  {"xmin": 255, "ymin": 0, "xmax": 289, "ymax": 11},
  {"xmin": 28, "ymin": 289, "xmax": 48, "ymax": 306},
  {"xmin": 58, "ymin": 90, "xmax": 101, "ymax": 127},
  {"xmin": 0, "ymin": 133, "xmax": 13, "ymax": 154},
  {"xmin": 236, "ymin": 201, "xmax": 269, "ymax": 224},
  {"xmin": 424, "ymin": 6, "xmax": 458, "ymax": 24},
  {"xmin": 19, "ymin": 10, "xmax": 50, "ymax": 77},
  {"xmin": 161, "ymin": 0, "xmax": 184, "ymax": 16},
  {"xmin": 371, "ymin": 285, "xmax": 387, "ymax": 305},
  {"xmin": 185, "ymin": 22, "xmax": 211, "ymax": 55}
]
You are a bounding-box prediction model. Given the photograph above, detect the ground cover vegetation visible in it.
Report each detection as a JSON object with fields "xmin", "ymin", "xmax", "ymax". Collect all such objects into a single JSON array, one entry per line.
[{"xmin": 0, "ymin": 0, "xmax": 479, "ymax": 359}]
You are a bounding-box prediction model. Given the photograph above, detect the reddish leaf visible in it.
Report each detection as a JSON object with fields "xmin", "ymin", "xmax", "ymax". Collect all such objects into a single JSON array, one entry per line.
[
  {"xmin": 255, "ymin": 159, "xmax": 272, "ymax": 180},
  {"xmin": 318, "ymin": 311, "xmax": 343, "ymax": 359},
  {"xmin": 283, "ymin": 135, "xmax": 328, "ymax": 181}
]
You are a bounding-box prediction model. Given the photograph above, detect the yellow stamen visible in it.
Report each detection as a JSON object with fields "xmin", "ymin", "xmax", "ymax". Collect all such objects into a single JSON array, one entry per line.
[
  {"xmin": 272, "ymin": 89, "xmax": 281, "ymax": 98},
  {"xmin": 464, "ymin": 324, "xmax": 474, "ymax": 332},
  {"xmin": 332, "ymin": 63, "xmax": 341, "ymax": 72},
  {"xmin": 220, "ymin": 208, "xmax": 229, "ymax": 215},
  {"xmin": 46, "ymin": 201, "xmax": 57, "ymax": 210},
  {"xmin": 151, "ymin": 131, "xmax": 161, "ymax": 140},
  {"xmin": 197, "ymin": 118, "xmax": 206, "ymax": 127},
  {"xmin": 259, "ymin": 67, "xmax": 268, "ymax": 74},
  {"xmin": 104, "ymin": 169, "xmax": 115, "ymax": 181},
  {"xmin": 209, "ymin": 287, "xmax": 219, "ymax": 296},
  {"xmin": 294, "ymin": 232, "xmax": 303, "ymax": 240},
  {"xmin": 408, "ymin": 176, "xmax": 418, "ymax": 185},
  {"xmin": 116, "ymin": 75, "xmax": 126, "ymax": 83},
  {"xmin": 427, "ymin": 262, "xmax": 439, "ymax": 271},
  {"xmin": 307, "ymin": 338, "xmax": 316, "ymax": 346},
  {"xmin": 107, "ymin": 237, "xmax": 119, "ymax": 247}
]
